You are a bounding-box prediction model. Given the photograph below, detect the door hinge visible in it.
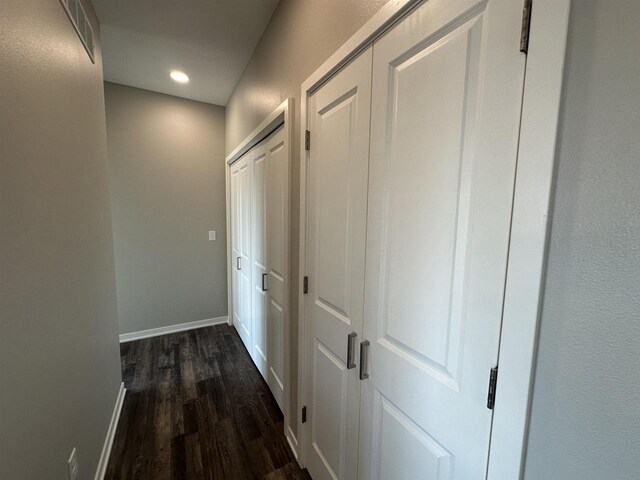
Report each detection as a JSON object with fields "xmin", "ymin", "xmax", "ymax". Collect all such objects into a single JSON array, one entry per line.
[
  {"xmin": 487, "ymin": 367, "xmax": 499, "ymax": 410},
  {"xmin": 520, "ymin": 0, "xmax": 532, "ymax": 54},
  {"xmin": 302, "ymin": 406, "xmax": 307, "ymax": 423},
  {"xmin": 303, "ymin": 276, "xmax": 309, "ymax": 294},
  {"xmin": 305, "ymin": 130, "xmax": 311, "ymax": 151}
]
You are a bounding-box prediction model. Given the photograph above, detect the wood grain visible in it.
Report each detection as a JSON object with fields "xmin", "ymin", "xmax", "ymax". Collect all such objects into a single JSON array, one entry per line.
[{"xmin": 105, "ymin": 324, "xmax": 310, "ymax": 480}]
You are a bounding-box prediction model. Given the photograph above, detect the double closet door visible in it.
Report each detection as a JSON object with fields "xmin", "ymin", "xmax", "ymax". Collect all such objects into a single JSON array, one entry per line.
[
  {"xmin": 303, "ymin": 0, "xmax": 527, "ymax": 479},
  {"xmin": 230, "ymin": 126, "xmax": 287, "ymax": 410}
]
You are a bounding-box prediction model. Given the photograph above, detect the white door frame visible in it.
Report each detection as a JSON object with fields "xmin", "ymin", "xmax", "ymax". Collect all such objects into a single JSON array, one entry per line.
[
  {"xmin": 225, "ymin": 98, "xmax": 295, "ymax": 451},
  {"xmin": 296, "ymin": 0, "xmax": 570, "ymax": 477}
]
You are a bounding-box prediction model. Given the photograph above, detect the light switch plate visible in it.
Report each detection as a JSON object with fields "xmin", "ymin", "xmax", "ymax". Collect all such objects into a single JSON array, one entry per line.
[{"xmin": 208, "ymin": 230, "xmax": 216, "ymax": 241}]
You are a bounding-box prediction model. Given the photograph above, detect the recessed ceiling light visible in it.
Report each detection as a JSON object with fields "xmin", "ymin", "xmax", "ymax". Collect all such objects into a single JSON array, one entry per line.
[{"xmin": 170, "ymin": 71, "xmax": 189, "ymax": 84}]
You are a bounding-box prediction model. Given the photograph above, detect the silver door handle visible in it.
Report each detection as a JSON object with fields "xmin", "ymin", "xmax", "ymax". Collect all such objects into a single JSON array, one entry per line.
[
  {"xmin": 359, "ymin": 340, "xmax": 370, "ymax": 380},
  {"xmin": 347, "ymin": 332, "xmax": 357, "ymax": 369},
  {"xmin": 236, "ymin": 257, "xmax": 241, "ymax": 270},
  {"xmin": 262, "ymin": 273, "xmax": 268, "ymax": 291}
]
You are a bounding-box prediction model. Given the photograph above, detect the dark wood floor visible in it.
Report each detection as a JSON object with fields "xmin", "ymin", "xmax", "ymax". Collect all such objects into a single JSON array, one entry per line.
[{"xmin": 105, "ymin": 324, "xmax": 311, "ymax": 480}]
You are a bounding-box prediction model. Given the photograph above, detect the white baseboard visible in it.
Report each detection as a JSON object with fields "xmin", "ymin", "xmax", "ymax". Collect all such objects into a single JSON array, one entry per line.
[
  {"xmin": 119, "ymin": 316, "xmax": 229, "ymax": 343},
  {"xmin": 286, "ymin": 426, "xmax": 300, "ymax": 463},
  {"xmin": 94, "ymin": 382, "xmax": 126, "ymax": 480}
]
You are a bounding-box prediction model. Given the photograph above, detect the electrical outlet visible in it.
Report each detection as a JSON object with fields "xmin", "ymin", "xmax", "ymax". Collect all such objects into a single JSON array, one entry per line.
[
  {"xmin": 208, "ymin": 230, "xmax": 216, "ymax": 241},
  {"xmin": 67, "ymin": 448, "xmax": 79, "ymax": 480}
]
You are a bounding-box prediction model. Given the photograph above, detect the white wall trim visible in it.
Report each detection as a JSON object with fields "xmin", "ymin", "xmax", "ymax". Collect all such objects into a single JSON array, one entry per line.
[
  {"xmin": 487, "ymin": 1, "xmax": 571, "ymax": 478},
  {"xmin": 119, "ymin": 316, "xmax": 229, "ymax": 343},
  {"xmin": 225, "ymin": 151, "xmax": 233, "ymax": 328},
  {"xmin": 286, "ymin": 426, "xmax": 299, "ymax": 461},
  {"xmin": 301, "ymin": 0, "xmax": 421, "ymax": 95},
  {"xmin": 225, "ymin": 99, "xmax": 291, "ymax": 165},
  {"xmin": 297, "ymin": 0, "xmax": 571, "ymax": 474},
  {"xmin": 94, "ymin": 382, "xmax": 126, "ymax": 480},
  {"xmin": 281, "ymin": 99, "xmax": 294, "ymax": 467}
]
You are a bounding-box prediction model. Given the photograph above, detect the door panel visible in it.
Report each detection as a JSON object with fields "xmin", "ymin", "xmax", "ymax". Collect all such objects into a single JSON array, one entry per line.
[
  {"xmin": 230, "ymin": 165, "xmax": 242, "ymax": 332},
  {"xmin": 312, "ymin": 339, "xmax": 349, "ymax": 479},
  {"xmin": 314, "ymin": 97, "xmax": 355, "ymax": 319},
  {"xmin": 373, "ymin": 392, "xmax": 453, "ymax": 480},
  {"xmin": 382, "ymin": 25, "xmax": 473, "ymax": 384},
  {"xmin": 268, "ymin": 297, "xmax": 285, "ymax": 407},
  {"xmin": 237, "ymin": 159, "xmax": 252, "ymax": 349},
  {"xmin": 251, "ymin": 147, "xmax": 268, "ymax": 376},
  {"xmin": 360, "ymin": 0, "xmax": 527, "ymax": 478},
  {"xmin": 305, "ymin": 46, "xmax": 373, "ymax": 480},
  {"xmin": 266, "ymin": 127, "xmax": 287, "ymax": 410}
]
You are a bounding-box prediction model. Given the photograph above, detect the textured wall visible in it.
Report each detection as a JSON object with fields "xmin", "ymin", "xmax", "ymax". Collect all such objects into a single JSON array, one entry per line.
[
  {"xmin": 524, "ymin": 1, "xmax": 640, "ymax": 478},
  {"xmin": 225, "ymin": 0, "xmax": 389, "ymax": 438},
  {"xmin": 105, "ymin": 83, "xmax": 227, "ymax": 335},
  {"xmin": 0, "ymin": 1, "xmax": 123, "ymax": 478}
]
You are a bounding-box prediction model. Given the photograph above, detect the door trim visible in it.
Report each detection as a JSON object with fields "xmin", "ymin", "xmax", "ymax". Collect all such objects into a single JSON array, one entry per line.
[
  {"xmin": 225, "ymin": 98, "xmax": 295, "ymax": 456},
  {"xmin": 487, "ymin": 1, "xmax": 571, "ymax": 478},
  {"xmin": 297, "ymin": 0, "xmax": 570, "ymax": 476},
  {"xmin": 226, "ymin": 99, "xmax": 293, "ymax": 165}
]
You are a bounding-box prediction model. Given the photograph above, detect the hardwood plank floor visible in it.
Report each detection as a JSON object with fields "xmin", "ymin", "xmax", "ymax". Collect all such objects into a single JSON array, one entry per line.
[{"xmin": 105, "ymin": 324, "xmax": 310, "ymax": 480}]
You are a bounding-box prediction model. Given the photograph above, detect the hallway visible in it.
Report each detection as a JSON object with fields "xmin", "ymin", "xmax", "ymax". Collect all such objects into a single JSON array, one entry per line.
[
  {"xmin": 105, "ymin": 325, "xmax": 309, "ymax": 479},
  {"xmin": 3, "ymin": 1, "xmax": 640, "ymax": 479}
]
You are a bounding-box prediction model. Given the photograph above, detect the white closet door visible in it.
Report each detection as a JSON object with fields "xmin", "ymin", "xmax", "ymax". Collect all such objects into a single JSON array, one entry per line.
[
  {"xmin": 266, "ymin": 126, "xmax": 287, "ymax": 411},
  {"xmin": 304, "ymin": 47, "xmax": 372, "ymax": 480},
  {"xmin": 234, "ymin": 157, "xmax": 252, "ymax": 350},
  {"xmin": 230, "ymin": 162, "xmax": 243, "ymax": 335},
  {"xmin": 230, "ymin": 124, "xmax": 289, "ymax": 413},
  {"xmin": 359, "ymin": 0, "xmax": 527, "ymax": 479},
  {"xmin": 251, "ymin": 145, "xmax": 268, "ymax": 377}
]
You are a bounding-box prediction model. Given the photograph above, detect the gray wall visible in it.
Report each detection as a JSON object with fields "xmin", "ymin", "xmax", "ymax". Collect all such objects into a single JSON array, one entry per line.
[
  {"xmin": 225, "ymin": 0, "xmax": 389, "ymax": 438},
  {"xmin": 0, "ymin": 1, "xmax": 123, "ymax": 479},
  {"xmin": 105, "ymin": 83, "xmax": 227, "ymax": 335},
  {"xmin": 524, "ymin": 1, "xmax": 640, "ymax": 479}
]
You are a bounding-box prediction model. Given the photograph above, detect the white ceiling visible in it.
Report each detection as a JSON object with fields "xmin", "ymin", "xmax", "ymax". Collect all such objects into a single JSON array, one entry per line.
[{"xmin": 93, "ymin": 0, "xmax": 280, "ymax": 106}]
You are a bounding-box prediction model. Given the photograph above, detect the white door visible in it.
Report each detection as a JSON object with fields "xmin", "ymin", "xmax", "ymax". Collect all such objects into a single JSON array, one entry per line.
[
  {"xmin": 251, "ymin": 145, "xmax": 268, "ymax": 376},
  {"xmin": 230, "ymin": 161, "xmax": 243, "ymax": 336},
  {"xmin": 304, "ymin": 47, "xmax": 373, "ymax": 480},
  {"xmin": 230, "ymin": 125, "xmax": 289, "ymax": 412},
  {"xmin": 266, "ymin": 126, "xmax": 287, "ymax": 411},
  {"xmin": 358, "ymin": 0, "xmax": 527, "ymax": 479},
  {"xmin": 232, "ymin": 156, "xmax": 252, "ymax": 350}
]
